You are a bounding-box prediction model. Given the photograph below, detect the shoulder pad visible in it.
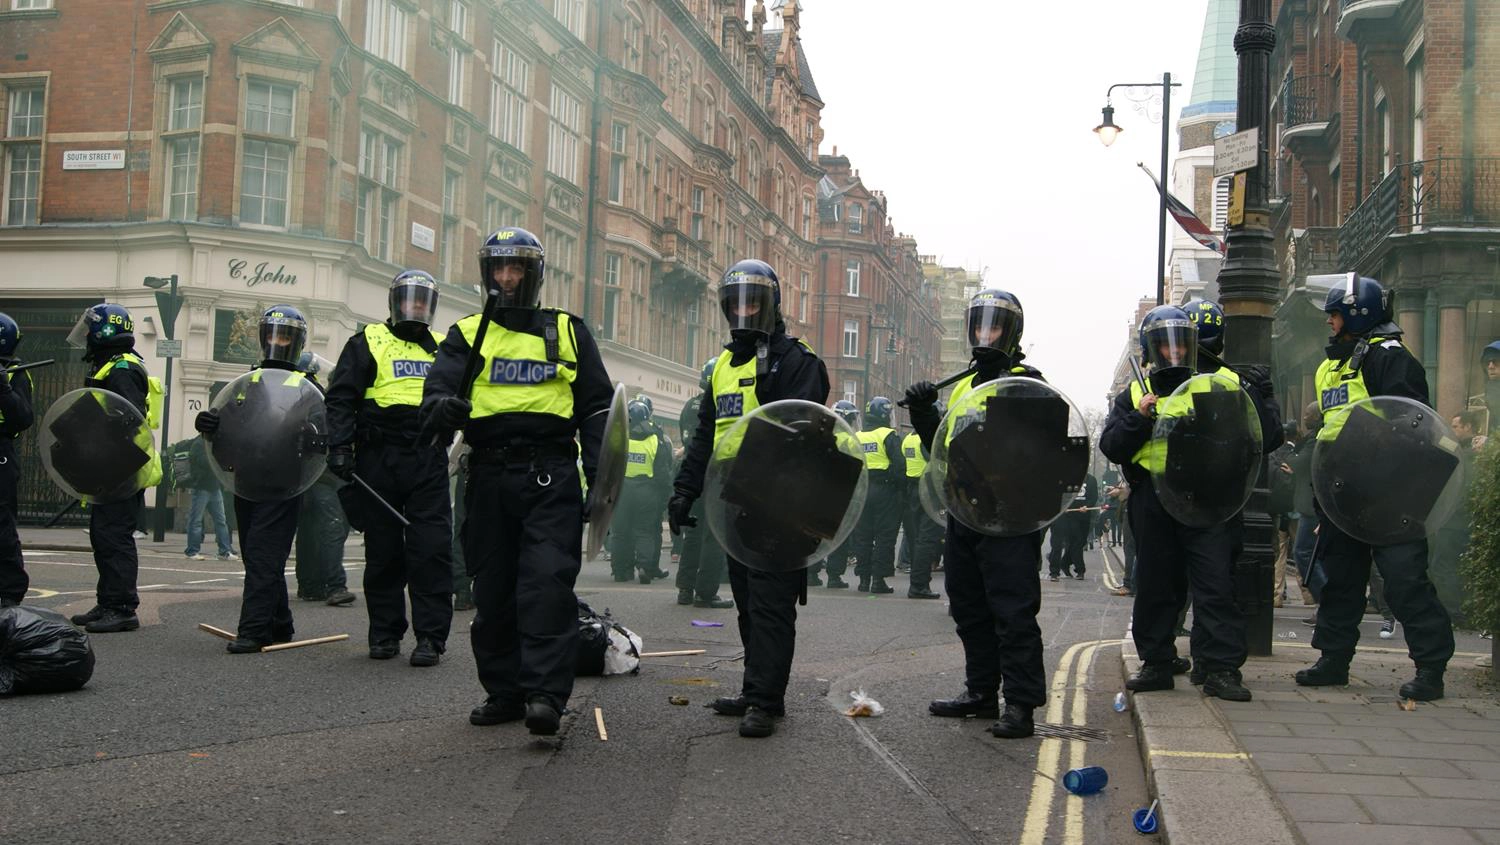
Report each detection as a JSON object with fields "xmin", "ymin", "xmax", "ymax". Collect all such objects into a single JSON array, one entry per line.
[{"xmin": 1379, "ymin": 339, "xmax": 1404, "ymax": 350}]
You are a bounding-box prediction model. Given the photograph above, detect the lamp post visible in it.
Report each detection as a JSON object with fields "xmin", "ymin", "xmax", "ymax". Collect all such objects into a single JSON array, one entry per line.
[
  {"xmin": 1094, "ymin": 73, "xmax": 1181, "ymax": 306},
  {"xmin": 143, "ymin": 274, "xmax": 182, "ymax": 543}
]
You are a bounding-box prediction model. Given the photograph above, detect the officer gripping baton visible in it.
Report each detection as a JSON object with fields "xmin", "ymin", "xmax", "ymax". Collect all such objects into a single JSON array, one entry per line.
[
  {"xmin": 428, "ymin": 294, "xmax": 499, "ymax": 449},
  {"xmin": 896, "ymin": 365, "xmax": 979, "ymax": 408},
  {"xmin": 1, "ymin": 358, "xmax": 55, "ymax": 375},
  {"xmin": 349, "ymin": 472, "xmax": 411, "ymax": 527},
  {"xmin": 1128, "ymin": 355, "xmax": 1150, "ymax": 397}
]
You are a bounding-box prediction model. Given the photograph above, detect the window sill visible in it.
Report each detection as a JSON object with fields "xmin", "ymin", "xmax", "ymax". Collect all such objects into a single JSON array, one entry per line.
[{"xmin": 0, "ymin": 9, "xmax": 60, "ymax": 20}]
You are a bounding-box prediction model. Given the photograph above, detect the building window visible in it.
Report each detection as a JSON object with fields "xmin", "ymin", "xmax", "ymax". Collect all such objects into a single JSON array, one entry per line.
[
  {"xmin": 1374, "ymin": 86, "xmax": 1391, "ymax": 177},
  {"xmin": 1212, "ymin": 176, "xmax": 1230, "ymax": 233},
  {"xmin": 843, "ymin": 320, "xmax": 860, "ymax": 358},
  {"xmin": 547, "ymin": 84, "xmax": 581, "ymax": 184},
  {"xmin": 630, "ymin": 258, "xmax": 646, "ymax": 345},
  {"xmin": 365, "ymin": 0, "xmax": 409, "ymax": 69},
  {"xmin": 489, "ymin": 41, "xmax": 529, "ymax": 149},
  {"xmin": 804, "ymin": 119, "xmax": 815, "ymax": 160},
  {"xmin": 552, "ymin": 0, "xmax": 586, "ymax": 41},
  {"xmin": 635, "ymin": 131, "xmax": 651, "ymax": 216},
  {"xmin": 842, "ymin": 379, "xmax": 857, "ymax": 405},
  {"xmin": 801, "ymin": 197, "xmax": 812, "ymax": 240},
  {"xmin": 1408, "ymin": 53, "xmax": 1425, "ymax": 162},
  {"xmin": 4, "ymin": 143, "xmax": 39, "ymax": 226},
  {"xmin": 7, "ymin": 87, "xmax": 44, "ymax": 138},
  {"xmin": 169, "ymin": 78, "xmax": 202, "ymax": 132},
  {"xmin": 799, "ymin": 271, "xmax": 809, "ymax": 323},
  {"xmin": 441, "ymin": 168, "xmax": 462, "ymax": 281},
  {"xmin": 445, "ymin": 0, "xmax": 470, "ymax": 40},
  {"xmin": 246, "ymin": 79, "xmax": 294, "ymax": 136},
  {"xmin": 622, "ymin": 7, "xmax": 643, "ymax": 74},
  {"xmin": 356, "ymin": 128, "xmax": 402, "ymax": 259},
  {"xmin": 447, "ymin": 45, "xmax": 466, "ymax": 107},
  {"xmin": 849, "ymin": 203, "xmax": 863, "ymax": 234},
  {"xmin": 484, "ymin": 193, "xmax": 522, "ymax": 233},
  {"xmin": 11, "ymin": 0, "xmax": 54, "ymax": 8},
  {"xmin": 164, "ymin": 78, "xmax": 203, "ymax": 221},
  {"xmin": 608, "ymin": 121, "xmax": 627, "ymax": 204},
  {"xmin": 543, "ymin": 226, "xmax": 578, "ymax": 311},
  {"xmin": 240, "ymin": 140, "xmax": 290, "ymax": 227},
  {"xmin": 845, "ymin": 260, "xmax": 861, "ymax": 296},
  {"xmin": 602, "ymin": 253, "xmax": 621, "ymax": 340},
  {"xmin": 691, "ymin": 186, "xmax": 705, "ymax": 241}
]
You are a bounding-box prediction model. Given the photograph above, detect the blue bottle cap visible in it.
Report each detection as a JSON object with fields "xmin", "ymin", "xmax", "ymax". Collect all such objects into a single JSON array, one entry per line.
[{"xmin": 1133, "ymin": 806, "xmax": 1159, "ymax": 834}]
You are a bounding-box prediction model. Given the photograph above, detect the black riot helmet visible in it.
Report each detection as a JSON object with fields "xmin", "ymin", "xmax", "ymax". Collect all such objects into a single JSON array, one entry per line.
[
  {"xmin": 719, "ymin": 259, "xmax": 780, "ymax": 340},
  {"xmin": 478, "ymin": 227, "xmax": 546, "ymax": 307},
  {"xmin": 1183, "ymin": 298, "xmax": 1225, "ymax": 355},
  {"xmin": 699, "ymin": 356, "xmax": 718, "ymax": 392},
  {"xmin": 0, "ymin": 312, "xmax": 21, "ymax": 359},
  {"xmin": 389, "ymin": 269, "xmax": 439, "ymax": 329},
  {"xmin": 865, "ymin": 396, "xmax": 893, "ymax": 429},
  {"xmin": 260, "ymin": 304, "xmax": 308, "ymax": 366},
  {"xmin": 832, "ymin": 400, "xmax": 860, "ymax": 427},
  {"xmin": 67, "ymin": 303, "xmax": 135, "ymax": 354},
  {"xmin": 966, "ymin": 288, "xmax": 1024, "ymax": 364},
  {"xmin": 1137, "ymin": 305, "xmax": 1197, "ymax": 377},
  {"xmin": 627, "ymin": 399, "xmax": 652, "ymax": 437}
]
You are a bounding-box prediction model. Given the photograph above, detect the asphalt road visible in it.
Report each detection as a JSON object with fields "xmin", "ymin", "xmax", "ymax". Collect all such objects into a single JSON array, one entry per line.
[{"xmin": 3, "ymin": 542, "xmax": 1154, "ymax": 845}]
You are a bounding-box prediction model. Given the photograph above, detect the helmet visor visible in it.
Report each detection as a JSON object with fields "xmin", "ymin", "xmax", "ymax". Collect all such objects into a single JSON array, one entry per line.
[
  {"xmin": 66, "ymin": 311, "xmax": 92, "ymax": 349},
  {"xmin": 967, "ymin": 300, "xmax": 1023, "ymax": 355},
  {"xmin": 480, "ymin": 244, "xmax": 544, "ymax": 307},
  {"xmin": 1142, "ymin": 319, "xmax": 1198, "ymax": 374},
  {"xmin": 260, "ymin": 319, "xmax": 306, "ymax": 365},
  {"xmin": 719, "ymin": 274, "xmax": 777, "ymax": 335},
  {"xmin": 391, "ymin": 283, "xmax": 439, "ymax": 326}
]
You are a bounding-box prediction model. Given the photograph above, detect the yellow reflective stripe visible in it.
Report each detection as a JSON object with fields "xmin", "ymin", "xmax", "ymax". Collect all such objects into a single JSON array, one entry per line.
[
  {"xmin": 362, "ymin": 323, "xmax": 439, "ymax": 408},
  {"xmin": 1315, "ymin": 338, "xmax": 1387, "ymax": 442},
  {"xmin": 857, "ymin": 427, "xmax": 894, "ymax": 471},
  {"xmin": 625, "ymin": 435, "xmax": 658, "ymax": 478},
  {"xmin": 902, "ymin": 431, "xmax": 926, "ymax": 477},
  {"xmin": 458, "ymin": 310, "xmax": 577, "ymax": 421},
  {"xmin": 711, "ymin": 349, "xmax": 758, "ymax": 456}
]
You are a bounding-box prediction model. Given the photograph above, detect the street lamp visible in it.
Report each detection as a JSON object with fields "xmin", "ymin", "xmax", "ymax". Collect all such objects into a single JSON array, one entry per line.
[
  {"xmin": 143, "ymin": 274, "xmax": 182, "ymax": 543},
  {"xmin": 1093, "ymin": 74, "xmax": 1181, "ymax": 305}
]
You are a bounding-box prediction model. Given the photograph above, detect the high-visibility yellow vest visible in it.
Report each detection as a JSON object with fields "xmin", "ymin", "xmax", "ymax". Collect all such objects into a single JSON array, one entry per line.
[
  {"xmin": 92, "ymin": 352, "xmax": 163, "ymax": 430},
  {"xmin": 857, "ymin": 426, "xmax": 895, "ymax": 471},
  {"xmin": 1128, "ymin": 368, "xmax": 1242, "ymax": 473},
  {"xmin": 902, "ymin": 431, "xmax": 926, "ymax": 478},
  {"xmin": 363, "ymin": 323, "xmax": 442, "ymax": 408},
  {"xmin": 625, "ymin": 434, "xmax": 658, "ymax": 478},
  {"xmin": 710, "ymin": 349, "xmax": 758, "ymax": 455},
  {"xmin": 457, "ymin": 310, "xmax": 577, "ymax": 421},
  {"xmin": 1315, "ymin": 337, "xmax": 1395, "ymax": 442},
  {"xmin": 942, "ymin": 366, "xmax": 1032, "ymax": 446}
]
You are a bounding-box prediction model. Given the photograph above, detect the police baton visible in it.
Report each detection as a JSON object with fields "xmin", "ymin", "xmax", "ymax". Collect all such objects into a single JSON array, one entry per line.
[
  {"xmin": 1128, "ymin": 355, "xmax": 1150, "ymax": 396},
  {"xmin": 1, "ymin": 358, "xmax": 55, "ymax": 375},
  {"xmin": 428, "ymin": 294, "xmax": 499, "ymax": 449},
  {"xmin": 350, "ymin": 472, "xmax": 411, "ymax": 527},
  {"xmin": 896, "ymin": 365, "xmax": 978, "ymax": 408}
]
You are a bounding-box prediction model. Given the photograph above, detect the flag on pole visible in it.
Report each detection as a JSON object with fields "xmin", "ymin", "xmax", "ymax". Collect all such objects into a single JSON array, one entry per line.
[{"xmin": 1138, "ymin": 164, "xmax": 1225, "ymax": 254}]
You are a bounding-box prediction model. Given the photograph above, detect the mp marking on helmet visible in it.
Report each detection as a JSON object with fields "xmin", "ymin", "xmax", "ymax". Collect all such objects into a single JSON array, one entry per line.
[
  {"xmin": 716, "ymin": 394, "xmax": 744, "ymax": 418},
  {"xmin": 392, "ymin": 360, "xmax": 432, "ymax": 379},
  {"xmin": 488, "ymin": 358, "xmax": 558, "ymax": 385}
]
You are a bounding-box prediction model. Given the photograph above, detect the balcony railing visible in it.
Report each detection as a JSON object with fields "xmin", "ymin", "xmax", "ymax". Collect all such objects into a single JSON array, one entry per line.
[
  {"xmin": 1293, "ymin": 227, "xmax": 1341, "ymax": 278},
  {"xmin": 1281, "ymin": 74, "xmax": 1334, "ymax": 132},
  {"xmin": 1339, "ymin": 155, "xmax": 1500, "ymax": 270}
]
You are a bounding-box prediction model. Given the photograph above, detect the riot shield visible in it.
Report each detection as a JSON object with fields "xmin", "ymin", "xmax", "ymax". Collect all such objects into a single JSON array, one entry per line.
[
  {"xmin": 207, "ymin": 369, "xmax": 329, "ymax": 502},
  {"xmin": 928, "ymin": 377, "xmax": 1091, "ymax": 536},
  {"xmin": 40, "ymin": 388, "xmax": 157, "ymax": 504},
  {"xmin": 917, "ymin": 461, "xmax": 947, "ymax": 527},
  {"xmin": 1312, "ymin": 396, "xmax": 1464, "ymax": 544},
  {"xmin": 703, "ymin": 400, "xmax": 868, "ymax": 572},
  {"xmin": 585, "ymin": 384, "xmax": 629, "ymax": 561},
  {"xmin": 1149, "ymin": 372, "xmax": 1263, "ymax": 527}
]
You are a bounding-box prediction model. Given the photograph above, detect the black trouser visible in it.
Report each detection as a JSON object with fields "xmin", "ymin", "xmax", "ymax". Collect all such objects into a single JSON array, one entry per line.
[
  {"xmin": 89, "ymin": 491, "xmax": 143, "ymax": 611},
  {"xmin": 853, "ymin": 478, "xmax": 902, "ymax": 581},
  {"xmin": 675, "ymin": 497, "xmax": 726, "ymax": 599},
  {"xmin": 358, "ymin": 444, "xmax": 454, "ymax": 647},
  {"xmin": 234, "ymin": 495, "xmax": 300, "ymax": 643},
  {"xmin": 1312, "ymin": 514, "xmax": 1454, "ymax": 669},
  {"xmin": 902, "ymin": 488, "xmax": 942, "ymax": 590},
  {"xmin": 609, "ymin": 479, "xmax": 659, "ymax": 579},
  {"xmin": 0, "ymin": 442, "xmax": 24, "ymax": 603},
  {"xmin": 467, "ymin": 453, "xmax": 581, "ymax": 710},
  {"xmin": 1048, "ymin": 513, "xmax": 1089, "ymax": 576},
  {"xmin": 726, "ymin": 557, "xmax": 804, "ymax": 712},
  {"xmin": 294, "ymin": 481, "xmax": 349, "ymax": 597},
  {"xmin": 824, "ymin": 535, "xmax": 854, "ymax": 580},
  {"xmin": 1129, "ymin": 486, "xmax": 1245, "ymax": 673},
  {"xmin": 944, "ymin": 520, "xmax": 1046, "ymax": 708}
]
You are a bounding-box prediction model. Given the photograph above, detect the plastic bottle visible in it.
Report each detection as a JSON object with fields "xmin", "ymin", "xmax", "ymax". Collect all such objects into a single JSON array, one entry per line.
[
  {"xmin": 1113, "ymin": 692, "xmax": 1127, "ymax": 712},
  {"xmin": 1062, "ymin": 766, "xmax": 1109, "ymax": 795}
]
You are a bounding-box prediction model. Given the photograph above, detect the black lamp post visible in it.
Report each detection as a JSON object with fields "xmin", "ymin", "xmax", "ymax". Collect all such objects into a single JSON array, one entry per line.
[
  {"xmin": 143, "ymin": 274, "xmax": 182, "ymax": 543},
  {"xmin": 1094, "ymin": 73, "xmax": 1181, "ymax": 306}
]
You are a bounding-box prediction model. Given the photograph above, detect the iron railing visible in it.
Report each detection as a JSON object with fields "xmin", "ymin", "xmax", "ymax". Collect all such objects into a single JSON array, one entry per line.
[
  {"xmin": 1339, "ymin": 155, "xmax": 1500, "ymax": 270},
  {"xmin": 1280, "ymin": 74, "xmax": 1335, "ymax": 130},
  {"xmin": 1293, "ymin": 227, "xmax": 1342, "ymax": 278}
]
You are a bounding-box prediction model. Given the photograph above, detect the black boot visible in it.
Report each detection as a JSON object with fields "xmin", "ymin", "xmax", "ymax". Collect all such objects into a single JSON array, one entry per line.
[
  {"xmin": 1294, "ymin": 656, "xmax": 1350, "ymax": 687},
  {"xmin": 908, "ymin": 587, "xmax": 941, "ymax": 599},
  {"xmin": 225, "ymin": 637, "xmax": 267, "ymax": 654},
  {"xmin": 1189, "ymin": 662, "xmax": 1207, "ymax": 686},
  {"xmin": 369, "ymin": 640, "xmax": 400, "ymax": 660},
  {"xmin": 524, "ymin": 696, "xmax": 562, "ymax": 736},
  {"xmin": 410, "ymin": 638, "xmax": 443, "ymax": 667},
  {"xmin": 870, "ymin": 578, "xmax": 895, "ymax": 594},
  {"xmin": 1399, "ymin": 667, "xmax": 1444, "ymax": 701},
  {"xmin": 857, "ymin": 577, "xmax": 871, "ymax": 592},
  {"xmin": 1125, "ymin": 663, "xmax": 1175, "ymax": 692},
  {"xmin": 693, "ymin": 595, "xmax": 733, "ymax": 609},
  {"xmin": 676, "ymin": 589, "xmax": 694, "ymax": 606},
  {"xmin": 928, "ymin": 690, "xmax": 1000, "ymax": 718},
  {"xmin": 738, "ymin": 706, "xmax": 777, "ymax": 738},
  {"xmin": 826, "ymin": 577, "xmax": 849, "ymax": 589},
  {"xmin": 469, "ymin": 697, "xmax": 524, "ymax": 726},
  {"xmin": 69, "ymin": 605, "xmax": 105, "ymax": 626},
  {"xmin": 85, "ymin": 607, "xmax": 140, "ymax": 633},
  {"xmin": 989, "ymin": 703, "xmax": 1035, "ymax": 739},
  {"xmin": 710, "ymin": 695, "xmax": 748, "ymax": 716},
  {"xmin": 1202, "ymin": 670, "xmax": 1253, "ymax": 702},
  {"xmin": 1171, "ymin": 656, "xmax": 1192, "ymax": 676}
]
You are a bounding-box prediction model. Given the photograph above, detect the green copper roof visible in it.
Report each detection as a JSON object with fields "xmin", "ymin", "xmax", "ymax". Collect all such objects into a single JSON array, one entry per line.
[{"xmin": 1186, "ymin": 0, "xmax": 1238, "ymax": 113}]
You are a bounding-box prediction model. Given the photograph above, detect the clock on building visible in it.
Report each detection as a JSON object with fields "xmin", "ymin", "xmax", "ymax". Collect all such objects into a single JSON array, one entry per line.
[{"xmin": 1213, "ymin": 121, "xmax": 1237, "ymax": 139}]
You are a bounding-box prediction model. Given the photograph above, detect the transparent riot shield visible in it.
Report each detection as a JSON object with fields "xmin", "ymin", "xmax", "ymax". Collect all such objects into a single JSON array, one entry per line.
[
  {"xmin": 918, "ymin": 461, "xmax": 947, "ymax": 526},
  {"xmin": 1149, "ymin": 372, "xmax": 1263, "ymax": 527},
  {"xmin": 40, "ymin": 388, "xmax": 158, "ymax": 504},
  {"xmin": 928, "ymin": 377, "xmax": 1091, "ymax": 536},
  {"xmin": 585, "ymin": 384, "xmax": 629, "ymax": 562},
  {"xmin": 703, "ymin": 400, "xmax": 868, "ymax": 572},
  {"xmin": 207, "ymin": 369, "xmax": 329, "ymax": 502},
  {"xmin": 1312, "ymin": 395, "xmax": 1465, "ymax": 544}
]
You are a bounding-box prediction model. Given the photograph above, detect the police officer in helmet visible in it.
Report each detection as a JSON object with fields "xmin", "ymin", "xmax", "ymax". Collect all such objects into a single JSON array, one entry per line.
[
  {"xmin": 1295, "ymin": 275, "xmax": 1454, "ymax": 700},
  {"xmin": 195, "ymin": 305, "xmax": 313, "ymax": 652},
  {"xmin": 674, "ymin": 357, "xmax": 732, "ymax": 607},
  {"xmin": 611, "ymin": 398, "xmax": 673, "ymax": 584},
  {"xmin": 898, "ymin": 406, "xmax": 942, "ymax": 599},
  {"xmin": 669, "ymin": 258, "xmax": 830, "ymax": 738},
  {"xmin": 850, "ymin": 395, "xmax": 905, "ymax": 593},
  {"xmin": 326, "ymin": 270, "xmax": 454, "ymax": 666},
  {"xmin": 630, "ymin": 392, "xmax": 673, "ymax": 581},
  {"xmin": 420, "ymin": 227, "xmax": 614, "ymax": 735},
  {"xmin": 817, "ymin": 399, "xmax": 862, "ymax": 589},
  {"xmin": 905, "ymin": 288, "xmax": 1050, "ymax": 738},
  {"xmin": 0, "ymin": 313, "xmax": 36, "ymax": 608},
  {"xmin": 67, "ymin": 303, "xmax": 156, "ymax": 634}
]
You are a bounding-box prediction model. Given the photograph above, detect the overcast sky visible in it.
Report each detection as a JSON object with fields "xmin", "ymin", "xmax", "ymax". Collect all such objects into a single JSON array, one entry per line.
[{"xmin": 786, "ymin": 0, "xmax": 1216, "ymax": 411}]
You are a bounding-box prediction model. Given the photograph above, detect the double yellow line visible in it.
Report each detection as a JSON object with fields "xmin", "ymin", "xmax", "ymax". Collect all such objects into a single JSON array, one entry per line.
[{"xmin": 1019, "ymin": 637, "xmax": 1123, "ymax": 845}]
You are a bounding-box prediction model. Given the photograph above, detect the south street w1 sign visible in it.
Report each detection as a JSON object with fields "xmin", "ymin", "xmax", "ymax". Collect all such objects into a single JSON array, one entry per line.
[{"xmin": 1213, "ymin": 128, "xmax": 1259, "ymax": 178}]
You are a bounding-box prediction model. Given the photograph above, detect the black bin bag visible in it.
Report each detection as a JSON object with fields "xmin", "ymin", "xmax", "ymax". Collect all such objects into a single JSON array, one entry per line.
[{"xmin": 0, "ymin": 605, "xmax": 96, "ymax": 695}]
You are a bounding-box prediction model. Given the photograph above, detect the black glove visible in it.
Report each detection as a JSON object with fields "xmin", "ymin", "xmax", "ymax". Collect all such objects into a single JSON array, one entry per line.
[
  {"xmin": 327, "ymin": 447, "xmax": 355, "ymax": 481},
  {"xmin": 194, "ymin": 409, "xmax": 219, "ymax": 436},
  {"xmin": 667, "ymin": 492, "xmax": 697, "ymax": 536},
  {"xmin": 436, "ymin": 396, "xmax": 472, "ymax": 429},
  {"xmin": 904, "ymin": 380, "xmax": 938, "ymax": 408}
]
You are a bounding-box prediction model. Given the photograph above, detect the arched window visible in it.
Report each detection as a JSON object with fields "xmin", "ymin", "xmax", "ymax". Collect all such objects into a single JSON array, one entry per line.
[
  {"xmin": 774, "ymin": 165, "xmax": 785, "ymax": 220},
  {"xmin": 747, "ymin": 142, "xmax": 761, "ymax": 193}
]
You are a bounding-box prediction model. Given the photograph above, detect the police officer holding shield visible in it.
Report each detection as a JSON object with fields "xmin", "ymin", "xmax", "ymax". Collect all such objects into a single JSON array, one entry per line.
[
  {"xmin": 1296, "ymin": 275, "xmax": 1454, "ymax": 700},
  {"xmin": 851, "ymin": 397, "xmax": 904, "ymax": 594},
  {"xmin": 611, "ymin": 398, "xmax": 673, "ymax": 584},
  {"xmin": 326, "ymin": 270, "xmax": 454, "ymax": 666},
  {"xmin": 420, "ymin": 228, "xmax": 613, "ymax": 736},
  {"xmin": 905, "ymin": 288, "xmax": 1050, "ymax": 739},
  {"xmin": 668, "ymin": 258, "xmax": 830, "ymax": 738},
  {"xmin": 0, "ymin": 313, "xmax": 35, "ymax": 608}
]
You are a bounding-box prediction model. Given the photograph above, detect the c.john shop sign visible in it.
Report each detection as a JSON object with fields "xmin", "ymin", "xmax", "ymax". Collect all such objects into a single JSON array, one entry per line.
[{"xmin": 227, "ymin": 258, "xmax": 299, "ymax": 288}]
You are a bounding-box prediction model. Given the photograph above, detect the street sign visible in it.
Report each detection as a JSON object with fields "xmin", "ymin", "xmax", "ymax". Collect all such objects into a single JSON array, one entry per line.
[
  {"xmin": 1213, "ymin": 128, "xmax": 1259, "ymax": 177},
  {"xmin": 156, "ymin": 339, "xmax": 183, "ymax": 359},
  {"xmin": 1228, "ymin": 173, "xmax": 1247, "ymax": 227}
]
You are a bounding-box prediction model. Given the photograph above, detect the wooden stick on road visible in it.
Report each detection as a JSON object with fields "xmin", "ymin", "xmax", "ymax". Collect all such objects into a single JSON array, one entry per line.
[
  {"xmin": 197, "ymin": 623, "xmax": 236, "ymax": 641},
  {"xmin": 638, "ymin": 649, "xmax": 707, "ymax": 658},
  {"xmin": 261, "ymin": 634, "xmax": 350, "ymax": 653},
  {"xmin": 594, "ymin": 707, "xmax": 608, "ymax": 741}
]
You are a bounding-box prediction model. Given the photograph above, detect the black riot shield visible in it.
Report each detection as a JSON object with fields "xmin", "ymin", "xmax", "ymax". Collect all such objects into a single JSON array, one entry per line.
[
  {"xmin": 208, "ymin": 369, "xmax": 329, "ymax": 502},
  {"xmin": 585, "ymin": 384, "xmax": 629, "ymax": 562},
  {"xmin": 1151, "ymin": 372, "xmax": 1263, "ymax": 527},
  {"xmin": 40, "ymin": 388, "xmax": 157, "ymax": 504},
  {"xmin": 704, "ymin": 400, "xmax": 868, "ymax": 572}
]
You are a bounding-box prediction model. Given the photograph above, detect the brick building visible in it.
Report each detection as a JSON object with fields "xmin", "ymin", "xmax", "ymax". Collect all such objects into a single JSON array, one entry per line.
[{"xmin": 0, "ymin": 0, "xmax": 843, "ymax": 516}]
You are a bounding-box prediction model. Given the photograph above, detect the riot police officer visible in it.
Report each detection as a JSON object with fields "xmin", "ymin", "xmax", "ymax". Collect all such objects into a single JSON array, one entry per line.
[
  {"xmin": 67, "ymin": 303, "xmax": 157, "ymax": 634},
  {"xmin": 292, "ymin": 351, "xmax": 355, "ymax": 608},
  {"xmin": 906, "ymin": 289, "xmax": 1049, "ymax": 738},
  {"xmin": 818, "ymin": 400, "xmax": 862, "ymax": 589},
  {"xmin": 898, "ymin": 422, "xmax": 940, "ymax": 599},
  {"xmin": 851, "ymin": 396, "xmax": 905, "ymax": 593},
  {"xmin": 674, "ymin": 359, "xmax": 732, "ymax": 607},
  {"xmin": 195, "ymin": 305, "xmax": 313, "ymax": 653},
  {"xmin": 326, "ymin": 270, "xmax": 454, "ymax": 666},
  {"xmin": 668, "ymin": 258, "xmax": 830, "ymax": 738},
  {"xmin": 1296, "ymin": 275, "xmax": 1454, "ymax": 700},
  {"xmin": 611, "ymin": 398, "xmax": 673, "ymax": 584},
  {"xmin": 631, "ymin": 393, "xmax": 673, "ymax": 580},
  {"xmin": 0, "ymin": 313, "xmax": 35, "ymax": 608},
  {"xmin": 420, "ymin": 228, "xmax": 614, "ymax": 736}
]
